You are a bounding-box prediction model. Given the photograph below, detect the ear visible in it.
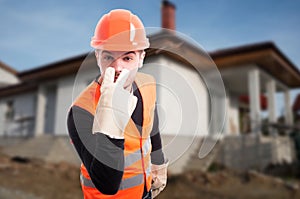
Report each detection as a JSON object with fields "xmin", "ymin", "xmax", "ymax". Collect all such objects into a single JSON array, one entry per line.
[
  {"xmin": 95, "ymin": 50, "xmax": 99, "ymax": 59},
  {"xmin": 95, "ymin": 50, "xmax": 103, "ymax": 75},
  {"xmin": 138, "ymin": 51, "xmax": 146, "ymax": 68},
  {"xmin": 95, "ymin": 50, "xmax": 101, "ymax": 67}
]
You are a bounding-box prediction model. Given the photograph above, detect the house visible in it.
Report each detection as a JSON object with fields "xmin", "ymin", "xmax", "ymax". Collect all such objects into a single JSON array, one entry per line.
[
  {"xmin": 0, "ymin": 61, "xmax": 20, "ymax": 87},
  {"xmin": 0, "ymin": 0, "xmax": 299, "ymax": 173}
]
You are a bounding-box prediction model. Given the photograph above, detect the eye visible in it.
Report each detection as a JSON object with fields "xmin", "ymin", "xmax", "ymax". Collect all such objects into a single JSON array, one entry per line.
[
  {"xmin": 103, "ymin": 55, "xmax": 114, "ymax": 61},
  {"xmin": 123, "ymin": 56, "xmax": 133, "ymax": 61}
]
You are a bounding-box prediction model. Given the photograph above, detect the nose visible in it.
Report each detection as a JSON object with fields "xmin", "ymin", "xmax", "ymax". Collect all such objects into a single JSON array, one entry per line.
[{"xmin": 110, "ymin": 58, "xmax": 124, "ymax": 72}]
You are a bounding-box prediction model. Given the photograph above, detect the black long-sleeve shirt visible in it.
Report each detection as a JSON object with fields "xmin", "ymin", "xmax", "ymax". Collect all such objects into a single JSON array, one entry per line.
[{"xmin": 67, "ymin": 81, "xmax": 164, "ymax": 195}]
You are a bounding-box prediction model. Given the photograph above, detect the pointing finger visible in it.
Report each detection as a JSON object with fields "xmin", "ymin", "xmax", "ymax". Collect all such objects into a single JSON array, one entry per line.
[{"xmin": 116, "ymin": 69, "xmax": 130, "ymax": 87}]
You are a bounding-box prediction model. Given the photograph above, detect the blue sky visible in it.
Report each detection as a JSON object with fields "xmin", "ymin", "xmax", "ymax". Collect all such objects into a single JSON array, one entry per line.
[
  {"xmin": 1, "ymin": 0, "xmax": 300, "ymax": 114},
  {"xmin": 1, "ymin": 0, "xmax": 300, "ymax": 71}
]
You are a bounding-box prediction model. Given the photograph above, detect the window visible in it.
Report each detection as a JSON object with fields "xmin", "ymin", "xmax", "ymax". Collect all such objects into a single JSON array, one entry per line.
[{"xmin": 5, "ymin": 100, "xmax": 15, "ymax": 121}]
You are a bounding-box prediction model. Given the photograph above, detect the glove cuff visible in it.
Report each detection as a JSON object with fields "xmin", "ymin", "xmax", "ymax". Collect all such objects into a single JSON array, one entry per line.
[{"xmin": 151, "ymin": 159, "xmax": 169, "ymax": 171}]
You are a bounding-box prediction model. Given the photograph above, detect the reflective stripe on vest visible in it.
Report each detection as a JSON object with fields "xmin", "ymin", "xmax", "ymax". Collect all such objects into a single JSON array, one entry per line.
[
  {"xmin": 80, "ymin": 138, "xmax": 152, "ymax": 191},
  {"xmin": 124, "ymin": 137, "xmax": 151, "ymax": 168},
  {"xmin": 81, "ymin": 173, "xmax": 144, "ymax": 190}
]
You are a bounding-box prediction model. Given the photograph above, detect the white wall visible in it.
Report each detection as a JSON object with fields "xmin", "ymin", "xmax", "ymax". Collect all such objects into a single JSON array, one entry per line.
[
  {"xmin": 0, "ymin": 92, "xmax": 36, "ymax": 136},
  {"xmin": 225, "ymin": 94, "xmax": 240, "ymax": 135},
  {"xmin": 14, "ymin": 92, "xmax": 36, "ymax": 119},
  {"xmin": 44, "ymin": 84, "xmax": 58, "ymax": 134},
  {"xmin": 55, "ymin": 75, "xmax": 76, "ymax": 135},
  {"xmin": 0, "ymin": 67, "xmax": 19, "ymax": 87},
  {"xmin": 0, "ymin": 101, "xmax": 5, "ymax": 135},
  {"xmin": 55, "ymin": 64, "xmax": 99, "ymax": 135},
  {"xmin": 142, "ymin": 55, "xmax": 208, "ymax": 137}
]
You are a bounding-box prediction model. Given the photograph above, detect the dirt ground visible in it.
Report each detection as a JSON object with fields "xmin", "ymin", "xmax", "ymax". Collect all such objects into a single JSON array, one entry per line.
[
  {"xmin": 0, "ymin": 152, "xmax": 82, "ymax": 199},
  {"xmin": 159, "ymin": 168, "xmax": 300, "ymax": 199},
  {"xmin": 0, "ymin": 152, "xmax": 299, "ymax": 199}
]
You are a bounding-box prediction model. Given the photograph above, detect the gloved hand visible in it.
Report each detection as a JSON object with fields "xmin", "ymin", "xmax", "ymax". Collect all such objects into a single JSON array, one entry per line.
[
  {"xmin": 92, "ymin": 67, "xmax": 138, "ymax": 139},
  {"xmin": 151, "ymin": 160, "xmax": 169, "ymax": 198}
]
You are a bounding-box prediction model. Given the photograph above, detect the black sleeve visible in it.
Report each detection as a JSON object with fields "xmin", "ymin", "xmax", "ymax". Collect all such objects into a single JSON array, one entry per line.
[
  {"xmin": 67, "ymin": 106, "xmax": 124, "ymax": 195},
  {"xmin": 150, "ymin": 106, "xmax": 165, "ymax": 165}
]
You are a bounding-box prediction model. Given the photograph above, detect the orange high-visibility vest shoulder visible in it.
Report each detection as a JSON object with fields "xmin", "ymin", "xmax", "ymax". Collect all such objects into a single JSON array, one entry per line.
[{"xmin": 73, "ymin": 72, "xmax": 156, "ymax": 199}]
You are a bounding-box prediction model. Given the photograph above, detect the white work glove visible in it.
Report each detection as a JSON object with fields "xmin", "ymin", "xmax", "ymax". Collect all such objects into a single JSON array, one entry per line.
[
  {"xmin": 92, "ymin": 67, "xmax": 138, "ymax": 139},
  {"xmin": 151, "ymin": 160, "xmax": 169, "ymax": 198}
]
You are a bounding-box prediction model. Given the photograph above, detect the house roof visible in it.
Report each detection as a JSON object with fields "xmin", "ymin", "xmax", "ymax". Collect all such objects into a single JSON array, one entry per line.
[
  {"xmin": 0, "ymin": 60, "xmax": 18, "ymax": 75},
  {"xmin": 1, "ymin": 31, "xmax": 300, "ymax": 97},
  {"xmin": 147, "ymin": 31, "xmax": 300, "ymax": 88},
  {"xmin": 0, "ymin": 53, "xmax": 98, "ymax": 97},
  {"xmin": 147, "ymin": 30, "xmax": 208, "ymax": 67},
  {"xmin": 210, "ymin": 42, "xmax": 300, "ymax": 88},
  {"xmin": 0, "ymin": 81, "xmax": 37, "ymax": 98},
  {"xmin": 18, "ymin": 53, "xmax": 91, "ymax": 83}
]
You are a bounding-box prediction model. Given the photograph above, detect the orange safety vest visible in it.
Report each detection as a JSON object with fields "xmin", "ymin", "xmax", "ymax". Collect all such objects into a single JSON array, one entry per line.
[{"xmin": 73, "ymin": 72, "xmax": 156, "ymax": 199}]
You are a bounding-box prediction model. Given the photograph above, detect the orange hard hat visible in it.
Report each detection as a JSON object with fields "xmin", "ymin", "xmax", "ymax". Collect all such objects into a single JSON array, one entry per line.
[{"xmin": 91, "ymin": 9, "xmax": 150, "ymax": 51}]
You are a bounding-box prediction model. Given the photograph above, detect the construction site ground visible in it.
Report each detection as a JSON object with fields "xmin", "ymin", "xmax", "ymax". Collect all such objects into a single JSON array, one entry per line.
[{"xmin": 0, "ymin": 151, "xmax": 299, "ymax": 199}]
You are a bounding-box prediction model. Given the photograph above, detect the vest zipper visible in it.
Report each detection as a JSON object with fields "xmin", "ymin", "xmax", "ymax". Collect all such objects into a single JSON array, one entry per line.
[{"xmin": 140, "ymin": 136, "xmax": 147, "ymax": 186}]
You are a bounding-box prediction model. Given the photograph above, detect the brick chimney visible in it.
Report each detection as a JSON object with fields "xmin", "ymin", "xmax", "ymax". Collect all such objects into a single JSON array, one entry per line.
[{"xmin": 161, "ymin": 0, "xmax": 176, "ymax": 30}]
